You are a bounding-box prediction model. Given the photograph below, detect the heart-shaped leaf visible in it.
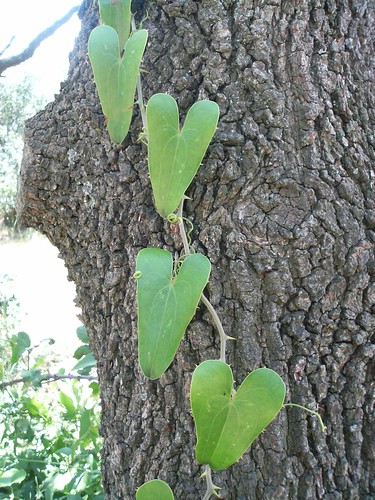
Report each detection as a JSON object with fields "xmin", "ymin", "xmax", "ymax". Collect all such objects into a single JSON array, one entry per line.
[
  {"xmin": 191, "ymin": 360, "xmax": 286, "ymax": 470},
  {"xmin": 136, "ymin": 479, "xmax": 174, "ymax": 499},
  {"xmin": 88, "ymin": 26, "xmax": 148, "ymax": 144},
  {"xmin": 136, "ymin": 248, "xmax": 211, "ymax": 380},
  {"xmin": 147, "ymin": 93, "xmax": 219, "ymax": 218},
  {"xmin": 99, "ymin": 0, "xmax": 131, "ymax": 50}
]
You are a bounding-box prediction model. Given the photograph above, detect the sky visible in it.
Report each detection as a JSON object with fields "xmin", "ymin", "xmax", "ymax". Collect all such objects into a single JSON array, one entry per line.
[{"xmin": 0, "ymin": 0, "xmax": 82, "ymax": 100}]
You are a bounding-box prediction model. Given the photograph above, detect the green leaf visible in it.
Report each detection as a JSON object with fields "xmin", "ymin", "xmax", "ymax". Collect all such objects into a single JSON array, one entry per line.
[
  {"xmin": 72, "ymin": 352, "xmax": 97, "ymax": 373},
  {"xmin": 10, "ymin": 331, "xmax": 30, "ymax": 365},
  {"xmin": 0, "ymin": 468, "xmax": 26, "ymax": 487},
  {"xmin": 88, "ymin": 26, "xmax": 148, "ymax": 144},
  {"xmin": 89, "ymin": 381, "xmax": 100, "ymax": 397},
  {"xmin": 191, "ymin": 361, "xmax": 286, "ymax": 470},
  {"xmin": 21, "ymin": 368, "xmax": 43, "ymax": 387},
  {"xmin": 136, "ymin": 479, "xmax": 174, "ymax": 500},
  {"xmin": 99, "ymin": 0, "xmax": 132, "ymax": 51},
  {"xmin": 73, "ymin": 345, "xmax": 91, "ymax": 360},
  {"xmin": 136, "ymin": 248, "xmax": 211, "ymax": 379},
  {"xmin": 23, "ymin": 397, "xmax": 49, "ymax": 420},
  {"xmin": 59, "ymin": 392, "xmax": 76, "ymax": 419},
  {"xmin": 76, "ymin": 325, "xmax": 89, "ymax": 344},
  {"xmin": 79, "ymin": 409, "xmax": 91, "ymax": 439},
  {"xmin": 147, "ymin": 94, "xmax": 219, "ymax": 218}
]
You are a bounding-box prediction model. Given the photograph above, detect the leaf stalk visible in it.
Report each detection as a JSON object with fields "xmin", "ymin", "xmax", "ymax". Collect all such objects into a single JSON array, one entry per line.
[
  {"xmin": 202, "ymin": 464, "xmax": 220, "ymax": 500},
  {"xmin": 284, "ymin": 403, "xmax": 327, "ymax": 432}
]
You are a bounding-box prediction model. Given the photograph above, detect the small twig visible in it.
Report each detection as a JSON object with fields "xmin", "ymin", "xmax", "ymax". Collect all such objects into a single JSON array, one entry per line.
[
  {"xmin": 175, "ymin": 203, "xmax": 228, "ymax": 498},
  {"xmin": 2, "ymin": 456, "xmax": 101, "ymax": 473},
  {"xmin": 0, "ymin": 373, "xmax": 97, "ymax": 390},
  {"xmin": 0, "ymin": 36, "xmax": 15, "ymax": 57},
  {"xmin": 0, "ymin": 5, "xmax": 80, "ymax": 75}
]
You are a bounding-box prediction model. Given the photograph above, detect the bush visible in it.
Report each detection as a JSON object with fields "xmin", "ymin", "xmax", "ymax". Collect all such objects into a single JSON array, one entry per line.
[{"xmin": 0, "ymin": 280, "xmax": 103, "ymax": 499}]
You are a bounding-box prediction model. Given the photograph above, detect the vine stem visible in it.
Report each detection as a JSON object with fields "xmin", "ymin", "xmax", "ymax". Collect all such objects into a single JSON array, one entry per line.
[
  {"xmin": 132, "ymin": 8, "xmax": 225, "ymax": 484},
  {"xmin": 131, "ymin": 17, "xmax": 147, "ymax": 132},
  {"xmin": 0, "ymin": 373, "xmax": 97, "ymax": 390},
  {"xmin": 176, "ymin": 198, "xmax": 228, "ymax": 499},
  {"xmin": 202, "ymin": 464, "xmax": 217, "ymax": 500},
  {"xmin": 176, "ymin": 198, "xmax": 191, "ymax": 255},
  {"xmin": 176, "ymin": 198, "xmax": 228, "ymax": 363},
  {"xmin": 200, "ymin": 295, "xmax": 227, "ymax": 363}
]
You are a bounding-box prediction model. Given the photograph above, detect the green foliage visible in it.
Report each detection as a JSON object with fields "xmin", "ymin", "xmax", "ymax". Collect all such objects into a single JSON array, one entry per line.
[
  {"xmin": 0, "ymin": 79, "xmax": 46, "ymax": 235},
  {"xmin": 88, "ymin": 1, "xmax": 325, "ymax": 497},
  {"xmin": 0, "ymin": 381, "xmax": 102, "ymax": 499},
  {"xmin": 147, "ymin": 94, "xmax": 220, "ymax": 218},
  {"xmin": 190, "ymin": 361, "xmax": 286, "ymax": 470},
  {"xmin": 99, "ymin": 0, "xmax": 132, "ymax": 51},
  {"xmin": 88, "ymin": 26, "xmax": 148, "ymax": 144},
  {"xmin": 0, "ymin": 307, "xmax": 102, "ymax": 499},
  {"xmin": 0, "ymin": 469, "xmax": 26, "ymax": 489},
  {"xmin": 73, "ymin": 326, "xmax": 97, "ymax": 375},
  {"xmin": 135, "ymin": 248, "xmax": 211, "ymax": 379},
  {"xmin": 136, "ymin": 479, "xmax": 174, "ymax": 499}
]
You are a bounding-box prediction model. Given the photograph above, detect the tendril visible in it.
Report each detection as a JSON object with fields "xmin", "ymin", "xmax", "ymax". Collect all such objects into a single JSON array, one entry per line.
[
  {"xmin": 182, "ymin": 216, "xmax": 194, "ymax": 248},
  {"xmin": 172, "ymin": 254, "xmax": 187, "ymax": 278},
  {"xmin": 167, "ymin": 213, "xmax": 180, "ymax": 224},
  {"xmin": 284, "ymin": 403, "xmax": 327, "ymax": 432}
]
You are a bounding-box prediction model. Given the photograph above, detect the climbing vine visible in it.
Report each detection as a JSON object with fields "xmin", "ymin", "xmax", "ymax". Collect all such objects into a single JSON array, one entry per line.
[{"xmin": 88, "ymin": 1, "xmax": 325, "ymax": 498}]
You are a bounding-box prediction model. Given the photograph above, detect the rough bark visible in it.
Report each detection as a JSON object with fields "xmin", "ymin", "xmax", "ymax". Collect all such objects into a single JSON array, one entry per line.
[{"xmin": 17, "ymin": 0, "xmax": 374, "ymax": 498}]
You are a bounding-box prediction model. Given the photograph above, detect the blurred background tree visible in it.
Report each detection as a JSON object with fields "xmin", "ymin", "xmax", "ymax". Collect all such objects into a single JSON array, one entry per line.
[{"xmin": 0, "ymin": 78, "xmax": 45, "ymax": 235}]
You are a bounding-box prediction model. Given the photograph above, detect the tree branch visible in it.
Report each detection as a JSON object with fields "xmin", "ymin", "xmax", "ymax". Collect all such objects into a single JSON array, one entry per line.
[
  {"xmin": 0, "ymin": 372, "xmax": 97, "ymax": 390},
  {"xmin": 0, "ymin": 36, "xmax": 15, "ymax": 57},
  {"xmin": 0, "ymin": 5, "xmax": 80, "ymax": 76}
]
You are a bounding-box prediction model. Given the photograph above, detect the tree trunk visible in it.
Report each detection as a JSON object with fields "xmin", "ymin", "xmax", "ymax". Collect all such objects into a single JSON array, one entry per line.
[{"xmin": 17, "ymin": 0, "xmax": 374, "ymax": 498}]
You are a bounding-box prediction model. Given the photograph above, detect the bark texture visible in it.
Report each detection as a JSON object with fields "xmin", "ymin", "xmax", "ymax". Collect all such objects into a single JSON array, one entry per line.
[{"xmin": 17, "ymin": 0, "xmax": 374, "ymax": 498}]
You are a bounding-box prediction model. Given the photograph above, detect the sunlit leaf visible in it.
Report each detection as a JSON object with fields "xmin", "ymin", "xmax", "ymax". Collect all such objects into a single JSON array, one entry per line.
[
  {"xmin": 191, "ymin": 361, "xmax": 286, "ymax": 470},
  {"xmin": 73, "ymin": 345, "xmax": 91, "ymax": 360},
  {"xmin": 76, "ymin": 325, "xmax": 89, "ymax": 344},
  {"xmin": 79, "ymin": 409, "xmax": 91, "ymax": 439},
  {"xmin": 88, "ymin": 26, "xmax": 148, "ymax": 143},
  {"xmin": 0, "ymin": 468, "xmax": 26, "ymax": 487},
  {"xmin": 10, "ymin": 331, "xmax": 30, "ymax": 365},
  {"xmin": 147, "ymin": 94, "xmax": 219, "ymax": 218},
  {"xmin": 72, "ymin": 352, "xmax": 96, "ymax": 374},
  {"xmin": 136, "ymin": 479, "xmax": 174, "ymax": 499},
  {"xmin": 136, "ymin": 248, "xmax": 210, "ymax": 379},
  {"xmin": 59, "ymin": 392, "xmax": 76, "ymax": 420},
  {"xmin": 99, "ymin": 0, "xmax": 132, "ymax": 51},
  {"xmin": 23, "ymin": 397, "xmax": 49, "ymax": 420}
]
